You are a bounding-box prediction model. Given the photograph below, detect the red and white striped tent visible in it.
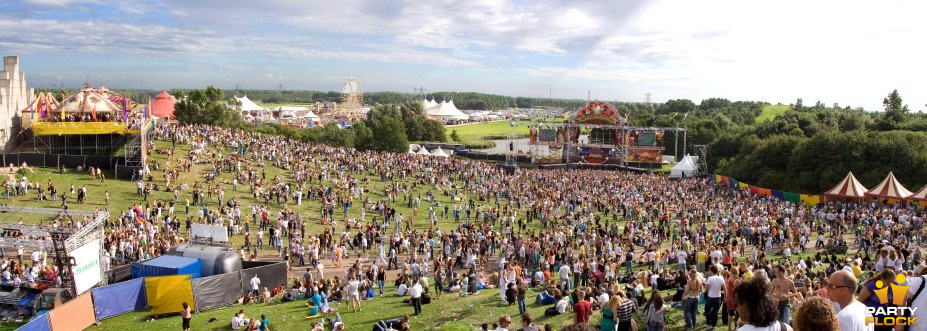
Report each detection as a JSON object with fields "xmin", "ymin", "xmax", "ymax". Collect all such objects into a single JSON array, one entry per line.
[
  {"xmin": 824, "ymin": 172, "xmax": 868, "ymax": 199},
  {"xmin": 908, "ymin": 184, "xmax": 927, "ymax": 201},
  {"xmin": 864, "ymin": 171, "xmax": 913, "ymax": 199}
]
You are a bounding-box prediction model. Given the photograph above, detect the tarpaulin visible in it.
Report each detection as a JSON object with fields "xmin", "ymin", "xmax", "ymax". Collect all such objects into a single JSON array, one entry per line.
[
  {"xmin": 92, "ymin": 278, "xmax": 147, "ymax": 319},
  {"xmin": 784, "ymin": 192, "xmax": 800, "ymax": 204},
  {"xmin": 240, "ymin": 261, "xmax": 288, "ymax": 295},
  {"xmin": 711, "ymin": 174, "xmax": 718, "ymax": 182},
  {"xmin": 738, "ymin": 182, "xmax": 749, "ymax": 189},
  {"xmin": 729, "ymin": 179, "xmax": 739, "ymax": 189},
  {"xmin": 757, "ymin": 188, "xmax": 772, "ymax": 197},
  {"xmin": 145, "ymin": 274, "xmax": 194, "ymax": 315},
  {"xmin": 748, "ymin": 185, "xmax": 759, "ymax": 195},
  {"xmin": 48, "ymin": 294, "xmax": 95, "ymax": 331},
  {"xmin": 721, "ymin": 176, "xmax": 730, "ymax": 185},
  {"xmin": 15, "ymin": 313, "xmax": 50, "ymax": 331},
  {"xmin": 772, "ymin": 190, "xmax": 785, "ymax": 201},
  {"xmin": 31, "ymin": 122, "xmax": 138, "ymax": 136},
  {"xmin": 800, "ymin": 194, "xmax": 820, "ymax": 206},
  {"xmin": 193, "ymin": 272, "xmax": 242, "ymax": 312}
]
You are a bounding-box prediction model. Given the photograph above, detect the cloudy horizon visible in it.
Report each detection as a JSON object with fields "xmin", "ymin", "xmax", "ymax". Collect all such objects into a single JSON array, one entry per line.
[{"xmin": 2, "ymin": 0, "xmax": 925, "ymax": 111}]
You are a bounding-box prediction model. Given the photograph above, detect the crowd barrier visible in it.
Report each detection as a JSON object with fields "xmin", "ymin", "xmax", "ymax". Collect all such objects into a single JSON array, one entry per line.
[
  {"xmin": 15, "ymin": 261, "xmax": 288, "ymax": 331},
  {"xmin": 0, "ymin": 153, "xmax": 124, "ymax": 170}
]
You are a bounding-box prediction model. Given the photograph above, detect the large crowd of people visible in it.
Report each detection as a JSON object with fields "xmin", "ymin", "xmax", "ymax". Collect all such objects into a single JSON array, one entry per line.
[{"xmin": 2, "ymin": 121, "xmax": 925, "ymax": 330}]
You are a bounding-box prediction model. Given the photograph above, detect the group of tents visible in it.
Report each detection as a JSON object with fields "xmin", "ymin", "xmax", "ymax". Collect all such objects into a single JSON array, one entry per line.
[
  {"xmin": 408, "ymin": 144, "xmax": 450, "ymax": 157},
  {"xmin": 824, "ymin": 171, "xmax": 927, "ymax": 201}
]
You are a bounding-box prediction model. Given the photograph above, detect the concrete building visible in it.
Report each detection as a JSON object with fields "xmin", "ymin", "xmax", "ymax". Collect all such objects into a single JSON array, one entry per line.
[{"xmin": 0, "ymin": 56, "xmax": 33, "ymax": 152}]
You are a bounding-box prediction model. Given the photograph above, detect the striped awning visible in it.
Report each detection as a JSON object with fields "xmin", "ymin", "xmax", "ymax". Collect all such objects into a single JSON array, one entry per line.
[
  {"xmin": 865, "ymin": 171, "xmax": 913, "ymax": 199},
  {"xmin": 824, "ymin": 172, "xmax": 868, "ymax": 199}
]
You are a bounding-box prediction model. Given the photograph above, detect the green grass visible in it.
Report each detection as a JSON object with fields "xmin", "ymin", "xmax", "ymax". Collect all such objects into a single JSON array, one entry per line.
[
  {"xmin": 447, "ymin": 121, "xmax": 531, "ymax": 148},
  {"xmin": 0, "ymin": 131, "xmax": 857, "ymax": 331},
  {"xmin": 755, "ymin": 105, "xmax": 790, "ymax": 123}
]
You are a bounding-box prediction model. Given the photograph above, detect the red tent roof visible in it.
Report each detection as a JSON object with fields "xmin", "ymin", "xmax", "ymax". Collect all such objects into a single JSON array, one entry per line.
[
  {"xmin": 151, "ymin": 90, "xmax": 175, "ymax": 118},
  {"xmin": 866, "ymin": 171, "xmax": 913, "ymax": 199},
  {"xmin": 824, "ymin": 172, "xmax": 868, "ymax": 199}
]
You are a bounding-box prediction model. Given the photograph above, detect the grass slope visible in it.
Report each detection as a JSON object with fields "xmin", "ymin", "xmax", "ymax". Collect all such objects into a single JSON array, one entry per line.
[
  {"xmin": 754, "ymin": 105, "xmax": 790, "ymax": 123},
  {"xmin": 0, "ymin": 133, "xmax": 848, "ymax": 331}
]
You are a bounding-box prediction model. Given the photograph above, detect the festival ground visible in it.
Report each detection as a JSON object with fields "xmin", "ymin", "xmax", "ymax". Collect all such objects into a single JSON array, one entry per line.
[{"xmin": 0, "ymin": 137, "xmax": 855, "ymax": 331}]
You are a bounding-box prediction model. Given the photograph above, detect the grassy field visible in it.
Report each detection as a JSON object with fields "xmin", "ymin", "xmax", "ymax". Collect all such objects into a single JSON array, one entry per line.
[
  {"xmin": 755, "ymin": 105, "xmax": 790, "ymax": 123},
  {"xmin": 0, "ymin": 132, "xmax": 849, "ymax": 331},
  {"xmin": 446, "ymin": 121, "xmax": 531, "ymax": 149}
]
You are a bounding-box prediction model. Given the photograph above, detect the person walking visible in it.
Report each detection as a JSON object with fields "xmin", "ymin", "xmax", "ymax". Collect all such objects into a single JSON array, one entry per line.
[
  {"xmin": 181, "ymin": 302, "xmax": 192, "ymax": 331},
  {"xmin": 705, "ymin": 265, "xmax": 726, "ymax": 329}
]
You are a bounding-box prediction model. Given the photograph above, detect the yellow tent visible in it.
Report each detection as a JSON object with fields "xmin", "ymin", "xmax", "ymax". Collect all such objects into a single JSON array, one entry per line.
[{"xmin": 145, "ymin": 274, "xmax": 194, "ymax": 315}]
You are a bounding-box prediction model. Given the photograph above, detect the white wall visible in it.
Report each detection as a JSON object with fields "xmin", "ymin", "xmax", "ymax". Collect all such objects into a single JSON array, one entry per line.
[{"xmin": 0, "ymin": 56, "xmax": 33, "ymax": 152}]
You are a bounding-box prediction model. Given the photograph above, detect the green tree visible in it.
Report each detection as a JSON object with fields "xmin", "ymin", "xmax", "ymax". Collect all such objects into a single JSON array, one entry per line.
[
  {"xmin": 174, "ymin": 86, "xmax": 241, "ymax": 127},
  {"xmin": 882, "ymin": 89, "xmax": 909, "ymax": 126},
  {"xmin": 450, "ymin": 130, "xmax": 461, "ymax": 143},
  {"xmin": 365, "ymin": 105, "xmax": 409, "ymax": 153},
  {"xmin": 352, "ymin": 122, "xmax": 374, "ymax": 150}
]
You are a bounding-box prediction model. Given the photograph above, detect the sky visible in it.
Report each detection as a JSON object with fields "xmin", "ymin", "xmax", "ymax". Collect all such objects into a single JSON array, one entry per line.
[{"xmin": 1, "ymin": 0, "xmax": 925, "ymax": 111}]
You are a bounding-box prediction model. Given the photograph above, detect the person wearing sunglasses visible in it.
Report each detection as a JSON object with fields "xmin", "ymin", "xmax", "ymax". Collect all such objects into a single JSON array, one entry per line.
[{"xmin": 826, "ymin": 270, "xmax": 873, "ymax": 331}]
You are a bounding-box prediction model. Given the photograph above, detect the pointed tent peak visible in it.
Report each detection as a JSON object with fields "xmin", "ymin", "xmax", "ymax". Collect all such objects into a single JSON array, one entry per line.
[
  {"xmin": 417, "ymin": 146, "xmax": 430, "ymax": 155},
  {"xmin": 824, "ymin": 172, "xmax": 868, "ymax": 199},
  {"xmin": 432, "ymin": 147, "xmax": 450, "ymax": 157},
  {"xmin": 865, "ymin": 171, "xmax": 914, "ymax": 199},
  {"xmin": 910, "ymin": 183, "xmax": 927, "ymax": 201}
]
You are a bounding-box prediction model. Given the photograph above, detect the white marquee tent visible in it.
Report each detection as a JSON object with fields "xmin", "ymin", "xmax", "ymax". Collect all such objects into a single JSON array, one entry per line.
[
  {"xmin": 234, "ymin": 96, "xmax": 268, "ymax": 112},
  {"xmin": 431, "ymin": 147, "xmax": 450, "ymax": 157},
  {"xmin": 670, "ymin": 154, "xmax": 698, "ymax": 178},
  {"xmin": 423, "ymin": 99, "xmax": 469, "ymax": 122}
]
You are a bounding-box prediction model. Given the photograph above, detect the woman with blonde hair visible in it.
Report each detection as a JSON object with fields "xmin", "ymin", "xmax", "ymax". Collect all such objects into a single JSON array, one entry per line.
[
  {"xmin": 792, "ymin": 297, "xmax": 838, "ymax": 331},
  {"xmin": 600, "ymin": 295, "xmax": 619, "ymax": 331}
]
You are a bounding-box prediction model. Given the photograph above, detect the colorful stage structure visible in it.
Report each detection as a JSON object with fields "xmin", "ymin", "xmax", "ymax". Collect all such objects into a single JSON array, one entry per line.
[
  {"xmin": 527, "ymin": 101, "xmax": 686, "ymax": 168},
  {"xmin": 20, "ymin": 83, "xmax": 154, "ymax": 177}
]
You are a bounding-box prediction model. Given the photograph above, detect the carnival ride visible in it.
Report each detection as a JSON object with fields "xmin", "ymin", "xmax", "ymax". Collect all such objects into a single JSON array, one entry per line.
[
  {"xmin": 527, "ymin": 101, "xmax": 686, "ymax": 168},
  {"xmin": 335, "ymin": 77, "xmax": 364, "ymax": 119}
]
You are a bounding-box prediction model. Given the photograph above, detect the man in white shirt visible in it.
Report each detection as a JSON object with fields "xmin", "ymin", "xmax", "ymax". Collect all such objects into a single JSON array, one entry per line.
[
  {"xmin": 250, "ymin": 275, "xmax": 261, "ymax": 298},
  {"xmin": 905, "ymin": 274, "xmax": 927, "ymax": 331},
  {"xmin": 556, "ymin": 295, "xmax": 570, "ymax": 314},
  {"xmin": 827, "ymin": 270, "xmax": 873, "ymax": 331},
  {"xmin": 677, "ymin": 250, "xmax": 688, "ymax": 272},
  {"xmin": 704, "ymin": 265, "xmax": 725, "ymax": 328},
  {"xmin": 559, "ymin": 264, "xmax": 572, "ymax": 291},
  {"xmin": 410, "ymin": 281, "xmax": 423, "ymax": 315}
]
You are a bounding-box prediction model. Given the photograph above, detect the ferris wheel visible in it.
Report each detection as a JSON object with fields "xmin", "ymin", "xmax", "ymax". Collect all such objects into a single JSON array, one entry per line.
[{"xmin": 339, "ymin": 77, "xmax": 364, "ymax": 117}]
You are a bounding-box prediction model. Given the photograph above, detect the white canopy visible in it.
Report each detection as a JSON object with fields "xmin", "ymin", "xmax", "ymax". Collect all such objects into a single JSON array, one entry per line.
[
  {"xmin": 234, "ymin": 95, "xmax": 267, "ymax": 112},
  {"xmin": 417, "ymin": 146, "xmax": 430, "ymax": 155},
  {"xmin": 670, "ymin": 154, "xmax": 698, "ymax": 178},
  {"xmin": 408, "ymin": 144, "xmax": 419, "ymax": 154},
  {"xmin": 421, "ymin": 98, "xmax": 438, "ymax": 110},
  {"xmin": 425, "ymin": 100, "xmax": 469, "ymax": 121},
  {"xmin": 431, "ymin": 147, "xmax": 450, "ymax": 157}
]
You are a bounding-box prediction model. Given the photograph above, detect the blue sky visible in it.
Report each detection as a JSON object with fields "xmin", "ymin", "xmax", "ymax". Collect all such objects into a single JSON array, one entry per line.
[{"xmin": 2, "ymin": 0, "xmax": 925, "ymax": 111}]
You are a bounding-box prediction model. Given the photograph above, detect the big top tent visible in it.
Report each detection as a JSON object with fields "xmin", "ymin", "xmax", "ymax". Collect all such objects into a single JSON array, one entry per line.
[
  {"xmin": 150, "ymin": 90, "xmax": 175, "ymax": 118},
  {"xmin": 233, "ymin": 95, "xmax": 267, "ymax": 112},
  {"xmin": 823, "ymin": 172, "xmax": 868, "ymax": 199},
  {"xmin": 865, "ymin": 171, "xmax": 913, "ymax": 200}
]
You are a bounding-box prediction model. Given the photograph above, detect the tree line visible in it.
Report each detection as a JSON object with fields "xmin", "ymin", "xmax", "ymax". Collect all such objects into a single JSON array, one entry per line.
[{"xmin": 170, "ymin": 87, "xmax": 444, "ymax": 154}]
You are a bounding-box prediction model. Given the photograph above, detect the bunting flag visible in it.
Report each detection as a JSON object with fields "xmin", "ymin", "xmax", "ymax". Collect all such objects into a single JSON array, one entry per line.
[
  {"xmin": 60, "ymin": 103, "xmax": 66, "ymax": 121},
  {"xmin": 800, "ymin": 194, "xmax": 820, "ymax": 206},
  {"xmin": 29, "ymin": 99, "xmax": 34, "ymax": 120},
  {"xmin": 122, "ymin": 98, "xmax": 129, "ymax": 122},
  {"xmin": 772, "ymin": 190, "xmax": 785, "ymax": 201},
  {"xmin": 91, "ymin": 105, "xmax": 98, "ymax": 121}
]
